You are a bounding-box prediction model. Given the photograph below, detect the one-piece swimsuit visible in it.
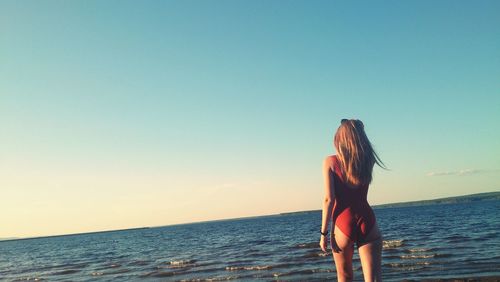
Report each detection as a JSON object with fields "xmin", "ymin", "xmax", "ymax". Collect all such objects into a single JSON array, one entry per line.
[{"xmin": 330, "ymin": 155, "xmax": 378, "ymax": 247}]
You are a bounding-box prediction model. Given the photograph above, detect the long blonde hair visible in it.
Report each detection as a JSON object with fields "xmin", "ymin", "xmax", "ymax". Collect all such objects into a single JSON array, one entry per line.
[{"xmin": 334, "ymin": 119, "xmax": 385, "ymax": 186}]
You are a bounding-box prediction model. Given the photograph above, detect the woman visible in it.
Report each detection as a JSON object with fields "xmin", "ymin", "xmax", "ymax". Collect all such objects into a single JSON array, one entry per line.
[{"xmin": 319, "ymin": 119, "xmax": 385, "ymax": 282}]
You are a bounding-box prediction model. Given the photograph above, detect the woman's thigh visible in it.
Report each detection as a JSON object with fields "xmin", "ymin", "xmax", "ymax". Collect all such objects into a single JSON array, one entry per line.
[
  {"xmin": 357, "ymin": 223, "xmax": 382, "ymax": 281},
  {"xmin": 331, "ymin": 225, "xmax": 355, "ymax": 277}
]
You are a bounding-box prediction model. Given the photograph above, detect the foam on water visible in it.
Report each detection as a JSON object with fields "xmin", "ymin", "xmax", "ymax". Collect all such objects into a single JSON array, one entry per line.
[
  {"xmin": 168, "ymin": 259, "xmax": 198, "ymax": 268},
  {"xmin": 400, "ymin": 254, "xmax": 436, "ymax": 259},
  {"xmin": 405, "ymin": 247, "xmax": 435, "ymax": 253},
  {"xmin": 225, "ymin": 265, "xmax": 273, "ymax": 271},
  {"xmin": 382, "ymin": 239, "xmax": 405, "ymax": 249}
]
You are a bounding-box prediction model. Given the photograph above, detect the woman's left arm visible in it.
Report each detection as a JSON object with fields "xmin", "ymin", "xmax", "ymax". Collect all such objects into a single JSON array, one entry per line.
[{"xmin": 319, "ymin": 156, "xmax": 335, "ymax": 252}]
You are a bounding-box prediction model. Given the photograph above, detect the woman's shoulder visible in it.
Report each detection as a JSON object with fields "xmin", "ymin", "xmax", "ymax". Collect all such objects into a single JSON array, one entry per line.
[
  {"xmin": 323, "ymin": 155, "xmax": 338, "ymax": 170},
  {"xmin": 323, "ymin": 154, "xmax": 338, "ymax": 163}
]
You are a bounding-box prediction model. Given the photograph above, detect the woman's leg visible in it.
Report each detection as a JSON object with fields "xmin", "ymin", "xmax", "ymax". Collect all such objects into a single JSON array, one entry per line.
[
  {"xmin": 331, "ymin": 225, "xmax": 355, "ymax": 282},
  {"xmin": 358, "ymin": 223, "xmax": 383, "ymax": 282}
]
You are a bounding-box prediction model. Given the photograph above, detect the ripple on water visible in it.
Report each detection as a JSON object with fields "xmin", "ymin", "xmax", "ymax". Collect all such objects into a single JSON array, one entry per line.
[
  {"xmin": 12, "ymin": 277, "xmax": 46, "ymax": 281},
  {"xmin": 400, "ymin": 254, "xmax": 436, "ymax": 259},
  {"xmin": 91, "ymin": 271, "xmax": 103, "ymax": 276},
  {"xmin": 248, "ymin": 239, "xmax": 271, "ymax": 245},
  {"xmin": 445, "ymin": 234, "xmax": 471, "ymax": 242},
  {"xmin": 178, "ymin": 275, "xmax": 241, "ymax": 281},
  {"xmin": 126, "ymin": 259, "xmax": 151, "ymax": 266},
  {"xmin": 140, "ymin": 270, "xmax": 176, "ymax": 278},
  {"xmin": 301, "ymin": 251, "xmax": 329, "ymax": 259},
  {"xmin": 384, "ymin": 261, "xmax": 431, "ymax": 271},
  {"xmin": 51, "ymin": 269, "xmax": 81, "ymax": 275},
  {"xmin": 168, "ymin": 259, "xmax": 197, "ymax": 267},
  {"xmin": 226, "ymin": 265, "xmax": 273, "ymax": 271},
  {"xmin": 382, "ymin": 239, "xmax": 405, "ymax": 249},
  {"xmin": 95, "ymin": 262, "xmax": 122, "ymax": 270},
  {"xmin": 404, "ymin": 247, "xmax": 435, "ymax": 253},
  {"xmin": 293, "ymin": 242, "xmax": 318, "ymax": 249}
]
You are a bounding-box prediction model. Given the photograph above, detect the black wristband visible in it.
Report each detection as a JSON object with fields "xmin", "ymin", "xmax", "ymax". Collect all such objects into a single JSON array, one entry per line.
[{"xmin": 320, "ymin": 230, "xmax": 328, "ymax": 236}]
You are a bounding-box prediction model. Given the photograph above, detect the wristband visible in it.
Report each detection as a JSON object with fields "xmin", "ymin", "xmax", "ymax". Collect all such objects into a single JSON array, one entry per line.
[{"xmin": 320, "ymin": 230, "xmax": 328, "ymax": 236}]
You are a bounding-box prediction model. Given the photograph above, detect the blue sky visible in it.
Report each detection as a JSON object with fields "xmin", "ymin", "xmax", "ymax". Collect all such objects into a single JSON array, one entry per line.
[{"xmin": 1, "ymin": 0, "xmax": 499, "ymax": 237}]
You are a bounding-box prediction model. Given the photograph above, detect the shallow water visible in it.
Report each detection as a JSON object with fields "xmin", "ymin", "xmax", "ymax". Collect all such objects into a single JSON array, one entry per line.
[{"xmin": 1, "ymin": 200, "xmax": 499, "ymax": 281}]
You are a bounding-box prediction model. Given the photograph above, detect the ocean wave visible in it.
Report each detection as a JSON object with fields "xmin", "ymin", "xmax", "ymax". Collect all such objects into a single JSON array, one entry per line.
[
  {"xmin": 170, "ymin": 259, "xmax": 197, "ymax": 265},
  {"xmin": 477, "ymin": 231, "xmax": 499, "ymax": 240},
  {"xmin": 384, "ymin": 261, "xmax": 431, "ymax": 270},
  {"xmin": 405, "ymin": 248, "xmax": 435, "ymax": 253},
  {"xmin": 383, "ymin": 239, "xmax": 405, "ymax": 249},
  {"xmin": 91, "ymin": 272, "xmax": 103, "ymax": 276},
  {"xmin": 127, "ymin": 260, "xmax": 151, "ymax": 266},
  {"xmin": 391, "ymin": 262, "xmax": 432, "ymax": 266},
  {"xmin": 225, "ymin": 265, "xmax": 272, "ymax": 271},
  {"xmin": 93, "ymin": 262, "xmax": 123, "ymax": 271},
  {"xmin": 12, "ymin": 278, "xmax": 46, "ymax": 281},
  {"xmin": 245, "ymin": 251, "xmax": 268, "ymax": 258},
  {"xmin": 382, "ymin": 254, "xmax": 402, "ymax": 260},
  {"xmin": 51, "ymin": 269, "xmax": 81, "ymax": 275},
  {"xmin": 33, "ymin": 262, "xmax": 89, "ymax": 272},
  {"xmin": 271, "ymin": 268, "xmax": 330, "ymax": 277},
  {"xmin": 248, "ymin": 239, "xmax": 271, "ymax": 245},
  {"xmin": 434, "ymin": 253, "xmax": 452, "ymax": 258},
  {"xmin": 223, "ymin": 259, "xmax": 253, "ymax": 265},
  {"xmin": 301, "ymin": 251, "xmax": 329, "ymax": 259},
  {"xmin": 141, "ymin": 271, "xmax": 176, "ymax": 278},
  {"xmin": 445, "ymin": 235, "xmax": 471, "ymax": 242},
  {"xmin": 400, "ymin": 251, "xmax": 451, "ymax": 259},
  {"xmin": 400, "ymin": 254, "xmax": 436, "ymax": 259},
  {"xmin": 293, "ymin": 242, "xmax": 318, "ymax": 249},
  {"xmin": 179, "ymin": 275, "xmax": 240, "ymax": 281},
  {"xmin": 101, "ymin": 268, "xmax": 131, "ymax": 275},
  {"xmin": 311, "ymin": 268, "xmax": 334, "ymax": 273},
  {"xmin": 167, "ymin": 259, "xmax": 197, "ymax": 268},
  {"xmin": 271, "ymin": 269, "xmax": 312, "ymax": 277}
]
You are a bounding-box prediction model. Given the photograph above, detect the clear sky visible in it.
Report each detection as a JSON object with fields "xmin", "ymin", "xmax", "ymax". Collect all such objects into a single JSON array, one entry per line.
[{"xmin": 1, "ymin": 0, "xmax": 499, "ymax": 238}]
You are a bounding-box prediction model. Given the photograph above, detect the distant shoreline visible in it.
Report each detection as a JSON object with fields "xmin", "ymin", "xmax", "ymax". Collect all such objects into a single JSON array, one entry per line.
[
  {"xmin": 2, "ymin": 191, "xmax": 498, "ymax": 242},
  {"xmin": 278, "ymin": 191, "xmax": 500, "ymax": 215},
  {"xmin": 0, "ymin": 227, "xmax": 149, "ymax": 243},
  {"xmin": 373, "ymin": 191, "xmax": 500, "ymax": 209}
]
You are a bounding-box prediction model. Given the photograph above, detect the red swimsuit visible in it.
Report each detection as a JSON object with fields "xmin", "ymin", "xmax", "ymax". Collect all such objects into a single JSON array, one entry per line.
[{"xmin": 330, "ymin": 155, "xmax": 377, "ymax": 246}]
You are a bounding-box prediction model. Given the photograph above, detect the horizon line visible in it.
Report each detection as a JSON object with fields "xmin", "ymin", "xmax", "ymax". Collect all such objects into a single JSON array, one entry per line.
[{"xmin": 2, "ymin": 190, "xmax": 498, "ymax": 242}]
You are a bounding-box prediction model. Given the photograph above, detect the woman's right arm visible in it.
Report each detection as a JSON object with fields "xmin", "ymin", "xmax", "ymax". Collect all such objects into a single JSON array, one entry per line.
[
  {"xmin": 319, "ymin": 157, "xmax": 335, "ymax": 252},
  {"xmin": 320, "ymin": 156, "xmax": 335, "ymax": 235}
]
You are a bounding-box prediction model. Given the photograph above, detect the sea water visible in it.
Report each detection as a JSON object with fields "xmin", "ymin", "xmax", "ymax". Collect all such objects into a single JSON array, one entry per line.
[{"xmin": 1, "ymin": 200, "xmax": 499, "ymax": 281}]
